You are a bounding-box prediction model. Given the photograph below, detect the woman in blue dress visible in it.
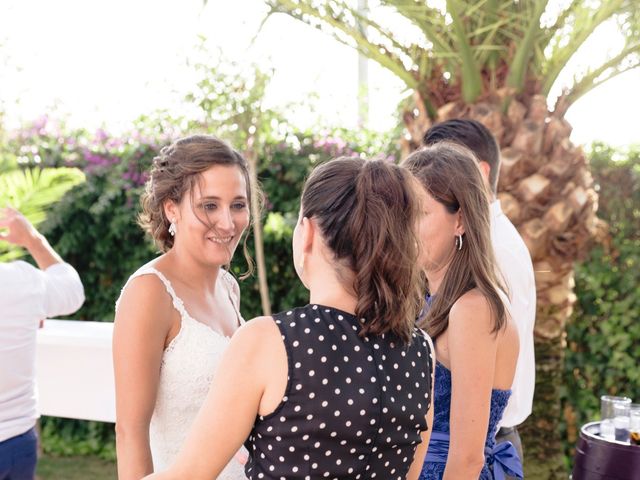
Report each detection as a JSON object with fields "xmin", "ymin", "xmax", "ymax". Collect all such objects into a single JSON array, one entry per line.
[{"xmin": 403, "ymin": 143, "xmax": 524, "ymax": 480}]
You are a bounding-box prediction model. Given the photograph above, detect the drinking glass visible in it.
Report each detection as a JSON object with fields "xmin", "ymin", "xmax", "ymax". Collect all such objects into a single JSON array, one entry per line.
[
  {"xmin": 613, "ymin": 402, "xmax": 631, "ymax": 443},
  {"xmin": 600, "ymin": 395, "xmax": 631, "ymax": 441}
]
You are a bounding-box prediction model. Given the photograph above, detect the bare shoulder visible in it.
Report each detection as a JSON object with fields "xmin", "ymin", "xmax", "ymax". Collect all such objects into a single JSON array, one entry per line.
[
  {"xmin": 448, "ymin": 289, "xmax": 494, "ymax": 336},
  {"xmin": 450, "ymin": 289, "xmax": 491, "ymax": 318},
  {"xmin": 115, "ymin": 273, "xmax": 174, "ymax": 328},
  {"xmin": 233, "ymin": 316, "xmax": 280, "ymax": 343},
  {"xmin": 119, "ymin": 273, "xmax": 171, "ymax": 306},
  {"xmin": 226, "ymin": 316, "xmax": 283, "ymax": 370}
]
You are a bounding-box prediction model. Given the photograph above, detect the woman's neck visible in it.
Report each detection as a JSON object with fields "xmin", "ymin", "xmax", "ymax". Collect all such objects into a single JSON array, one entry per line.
[
  {"xmin": 163, "ymin": 246, "xmax": 220, "ymax": 294},
  {"xmin": 307, "ymin": 265, "xmax": 358, "ymax": 315},
  {"xmin": 425, "ymin": 266, "xmax": 447, "ymax": 295},
  {"xmin": 309, "ymin": 289, "xmax": 358, "ymax": 315}
]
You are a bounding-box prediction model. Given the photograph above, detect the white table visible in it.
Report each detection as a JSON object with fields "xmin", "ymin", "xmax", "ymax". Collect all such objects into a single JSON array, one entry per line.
[{"xmin": 36, "ymin": 320, "xmax": 115, "ymax": 423}]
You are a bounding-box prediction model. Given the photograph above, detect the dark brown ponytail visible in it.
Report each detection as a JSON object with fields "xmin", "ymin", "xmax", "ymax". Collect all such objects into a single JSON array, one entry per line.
[{"xmin": 301, "ymin": 157, "xmax": 424, "ymax": 344}]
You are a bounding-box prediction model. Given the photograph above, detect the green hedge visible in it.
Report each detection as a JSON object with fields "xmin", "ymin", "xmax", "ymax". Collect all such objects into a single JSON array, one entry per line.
[{"xmin": 562, "ymin": 143, "xmax": 640, "ymax": 462}]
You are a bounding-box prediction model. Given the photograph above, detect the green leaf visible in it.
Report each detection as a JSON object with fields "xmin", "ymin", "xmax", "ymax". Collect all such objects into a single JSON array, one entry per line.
[{"xmin": 0, "ymin": 167, "xmax": 84, "ymax": 261}]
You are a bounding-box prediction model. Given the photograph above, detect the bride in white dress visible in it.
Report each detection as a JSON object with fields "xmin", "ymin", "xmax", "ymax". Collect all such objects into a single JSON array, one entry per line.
[{"xmin": 113, "ymin": 135, "xmax": 255, "ymax": 480}]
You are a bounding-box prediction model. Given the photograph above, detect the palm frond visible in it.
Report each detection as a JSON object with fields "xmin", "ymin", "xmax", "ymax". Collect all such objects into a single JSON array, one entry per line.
[
  {"xmin": 506, "ymin": 0, "xmax": 548, "ymax": 91},
  {"xmin": 559, "ymin": 41, "xmax": 640, "ymax": 110},
  {"xmin": 0, "ymin": 167, "xmax": 85, "ymax": 261},
  {"xmin": 266, "ymin": 0, "xmax": 420, "ymax": 90},
  {"xmin": 542, "ymin": 0, "xmax": 627, "ymax": 95},
  {"xmin": 266, "ymin": 0, "xmax": 640, "ymax": 112},
  {"xmin": 447, "ymin": 0, "xmax": 483, "ymax": 102},
  {"xmin": 380, "ymin": 1, "xmax": 455, "ymax": 60}
]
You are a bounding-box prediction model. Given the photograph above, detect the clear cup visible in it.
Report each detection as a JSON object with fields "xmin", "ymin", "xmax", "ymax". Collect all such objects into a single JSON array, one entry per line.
[
  {"xmin": 600, "ymin": 395, "xmax": 631, "ymax": 441},
  {"xmin": 601, "ymin": 395, "xmax": 632, "ymax": 419},
  {"xmin": 600, "ymin": 418, "xmax": 615, "ymax": 441},
  {"xmin": 613, "ymin": 402, "xmax": 631, "ymax": 443}
]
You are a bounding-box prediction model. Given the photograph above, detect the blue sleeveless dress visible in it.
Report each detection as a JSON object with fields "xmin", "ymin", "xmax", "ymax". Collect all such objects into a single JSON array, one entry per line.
[{"xmin": 419, "ymin": 361, "xmax": 521, "ymax": 479}]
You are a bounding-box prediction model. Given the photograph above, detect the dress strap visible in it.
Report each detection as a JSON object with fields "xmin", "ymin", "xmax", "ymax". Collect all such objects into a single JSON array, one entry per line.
[
  {"xmin": 116, "ymin": 267, "xmax": 189, "ymax": 319},
  {"xmin": 220, "ymin": 270, "xmax": 244, "ymax": 326}
]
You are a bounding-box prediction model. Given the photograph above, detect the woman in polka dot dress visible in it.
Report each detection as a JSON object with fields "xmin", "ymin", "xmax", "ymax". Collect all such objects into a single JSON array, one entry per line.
[{"xmin": 145, "ymin": 157, "xmax": 435, "ymax": 480}]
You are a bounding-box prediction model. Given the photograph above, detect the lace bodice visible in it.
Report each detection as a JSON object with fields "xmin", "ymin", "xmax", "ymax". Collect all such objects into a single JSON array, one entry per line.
[{"xmin": 117, "ymin": 266, "xmax": 247, "ymax": 479}]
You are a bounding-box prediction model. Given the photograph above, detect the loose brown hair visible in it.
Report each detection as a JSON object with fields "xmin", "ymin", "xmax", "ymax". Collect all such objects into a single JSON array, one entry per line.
[
  {"xmin": 301, "ymin": 157, "xmax": 425, "ymax": 344},
  {"xmin": 139, "ymin": 134, "xmax": 259, "ymax": 275},
  {"xmin": 402, "ymin": 142, "xmax": 507, "ymax": 339}
]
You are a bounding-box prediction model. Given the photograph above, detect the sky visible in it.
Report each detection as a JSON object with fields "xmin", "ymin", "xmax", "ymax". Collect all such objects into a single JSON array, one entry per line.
[{"xmin": 1, "ymin": 0, "xmax": 638, "ymax": 147}]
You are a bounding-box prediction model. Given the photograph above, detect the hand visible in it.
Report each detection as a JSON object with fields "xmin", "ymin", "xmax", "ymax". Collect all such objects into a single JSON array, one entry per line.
[{"xmin": 0, "ymin": 207, "xmax": 40, "ymax": 248}]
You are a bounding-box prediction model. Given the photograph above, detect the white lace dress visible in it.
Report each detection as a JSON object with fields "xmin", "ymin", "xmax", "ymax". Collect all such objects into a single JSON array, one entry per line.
[{"xmin": 117, "ymin": 266, "xmax": 247, "ymax": 479}]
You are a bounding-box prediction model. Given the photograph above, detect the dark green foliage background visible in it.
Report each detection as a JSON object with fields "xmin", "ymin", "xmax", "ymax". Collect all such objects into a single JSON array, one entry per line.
[{"xmin": 561, "ymin": 143, "xmax": 640, "ymax": 463}]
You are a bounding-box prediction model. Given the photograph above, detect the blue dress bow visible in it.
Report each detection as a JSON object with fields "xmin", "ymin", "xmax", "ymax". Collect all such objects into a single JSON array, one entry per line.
[
  {"xmin": 485, "ymin": 438, "xmax": 524, "ymax": 479},
  {"xmin": 424, "ymin": 430, "xmax": 523, "ymax": 479}
]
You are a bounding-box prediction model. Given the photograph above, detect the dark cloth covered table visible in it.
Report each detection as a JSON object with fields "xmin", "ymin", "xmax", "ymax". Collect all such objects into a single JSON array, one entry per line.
[{"xmin": 572, "ymin": 421, "xmax": 640, "ymax": 479}]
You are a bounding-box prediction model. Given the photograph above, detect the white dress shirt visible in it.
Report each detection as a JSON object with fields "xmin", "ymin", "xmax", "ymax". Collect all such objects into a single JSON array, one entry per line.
[
  {"xmin": 0, "ymin": 260, "xmax": 84, "ymax": 442},
  {"xmin": 491, "ymin": 200, "xmax": 536, "ymax": 428}
]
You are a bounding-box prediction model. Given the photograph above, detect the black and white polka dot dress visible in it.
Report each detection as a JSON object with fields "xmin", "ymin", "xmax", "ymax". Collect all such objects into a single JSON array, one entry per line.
[{"xmin": 244, "ymin": 304, "xmax": 434, "ymax": 479}]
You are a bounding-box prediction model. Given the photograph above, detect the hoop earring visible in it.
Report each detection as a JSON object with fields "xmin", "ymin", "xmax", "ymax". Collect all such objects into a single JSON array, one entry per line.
[
  {"xmin": 169, "ymin": 221, "xmax": 177, "ymax": 237},
  {"xmin": 456, "ymin": 234, "xmax": 463, "ymax": 251}
]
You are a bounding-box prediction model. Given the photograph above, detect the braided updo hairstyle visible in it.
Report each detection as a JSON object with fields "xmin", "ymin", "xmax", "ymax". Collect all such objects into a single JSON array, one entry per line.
[{"xmin": 139, "ymin": 135, "xmax": 258, "ymax": 274}]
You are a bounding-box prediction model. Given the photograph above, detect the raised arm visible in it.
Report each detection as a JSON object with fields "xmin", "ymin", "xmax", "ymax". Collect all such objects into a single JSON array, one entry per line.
[
  {"xmin": 113, "ymin": 275, "xmax": 174, "ymax": 480},
  {"xmin": 0, "ymin": 207, "xmax": 84, "ymax": 316},
  {"xmin": 443, "ymin": 291, "xmax": 499, "ymax": 479},
  {"xmin": 144, "ymin": 316, "xmax": 286, "ymax": 480},
  {"xmin": 0, "ymin": 207, "xmax": 61, "ymax": 269}
]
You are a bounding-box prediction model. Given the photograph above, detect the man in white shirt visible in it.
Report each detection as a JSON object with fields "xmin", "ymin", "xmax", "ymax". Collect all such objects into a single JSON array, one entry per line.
[
  {"xmin": 0, "ymin": 207, "xmax": 84, "ymax": 480},
  {"xmin": 423, "ymin": 119, "xmax": 536, "ymax": 468}
]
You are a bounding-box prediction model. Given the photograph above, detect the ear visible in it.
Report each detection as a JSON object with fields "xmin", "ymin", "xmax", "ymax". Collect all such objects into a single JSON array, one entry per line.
[
  {"xmin": 300, "ymin": 216, "xmax": 315, "ymax": 255},
  {"xmin": 163, "ymin": 199, "xmax": 180, "ymax": 223},
  {"xmin": 478, "ymin": 161, "xmax": 492, "ymax": 185},
  {"xmin": 455, "ymin": 210, "xmax": 465, "ymax": 237}
]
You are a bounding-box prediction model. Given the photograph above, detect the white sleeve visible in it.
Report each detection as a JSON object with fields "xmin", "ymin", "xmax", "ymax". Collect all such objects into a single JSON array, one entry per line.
[
  {"xmin": 42, "ymin": 263, "xmax": 85, "ymax": 318},
  {"xmin": 493, "ymin": 244, "xmax": 536, "ymax": 333}
]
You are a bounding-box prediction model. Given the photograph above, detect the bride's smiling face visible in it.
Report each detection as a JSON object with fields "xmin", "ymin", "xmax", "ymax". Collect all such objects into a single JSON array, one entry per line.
[{"xmin": 165, "ymin": 165, "xmax": 250, "ymax": 267}]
